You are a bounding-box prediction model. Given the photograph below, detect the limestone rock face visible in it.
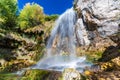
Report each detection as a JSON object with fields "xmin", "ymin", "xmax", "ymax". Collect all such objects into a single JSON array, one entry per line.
[
  {"xmin": 62, "ymin": 68, "xmax": 81, "ymax": 80},
  {"xmin": 74, "ymin": 0, "xmax": 120, "ymax": 47}
]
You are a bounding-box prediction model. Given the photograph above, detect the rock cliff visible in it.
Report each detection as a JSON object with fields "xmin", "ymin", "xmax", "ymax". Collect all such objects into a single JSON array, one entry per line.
[
  {"xmin": 74, "ymin": 0, "xmax": 120, "ymax": 54},
  {"xmin": 74, "ymin": 0, "xmax": 120, "ymax": 79}
]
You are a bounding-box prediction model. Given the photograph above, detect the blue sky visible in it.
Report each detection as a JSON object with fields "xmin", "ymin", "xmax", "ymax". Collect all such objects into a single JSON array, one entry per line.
[{"xmin": 18, "ymin": 0, "xmax": 74, "ymax": 15}]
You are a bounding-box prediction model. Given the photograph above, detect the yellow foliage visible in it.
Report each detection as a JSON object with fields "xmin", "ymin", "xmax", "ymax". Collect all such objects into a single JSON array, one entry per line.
[{"xmin": 18, "ymin": 3, "xmax": 45, "ymax": 30}]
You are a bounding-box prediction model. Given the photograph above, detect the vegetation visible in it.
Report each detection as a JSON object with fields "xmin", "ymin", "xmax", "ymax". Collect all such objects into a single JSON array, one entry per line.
[
  {"xmin": 0, "ymin": 0, "xmax": 57, "ymax": 76},
  {"xmin": 45, "ymin": 14, "xmax": 58, "ymax": 21},
  {"xmin": 21, "ymin": 69, "xmax": 50, "ymax": 80},
  {"xmin": 18, "ymin": 3, "xmax": 45, "ymax": 30},
  {"xmin": 86, "ymin": 51, "xmax": 103, "ymax": 62},
  {"xmin": 0, "ymin": 0, "xmax": 18, "ymax": 29}
]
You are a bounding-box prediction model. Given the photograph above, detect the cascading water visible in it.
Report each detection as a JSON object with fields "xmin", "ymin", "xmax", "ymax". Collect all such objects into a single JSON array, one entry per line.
[
  {"xmin": 33, "ymin": 8, "xmax": 92, "ymax": 72},
  {"xmin": 46, "ymin": 7, "xmax": 77, "ymax": 56}
]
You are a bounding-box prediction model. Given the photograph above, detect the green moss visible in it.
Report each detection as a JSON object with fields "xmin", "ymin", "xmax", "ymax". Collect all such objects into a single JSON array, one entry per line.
[
  {"xmin": 86, "ymin": 51, "xmax": 103, "ymax": 62},
  {"xmin": 21, "ymin": 69, "xmax": 51, "ymax": 80},
  {"xmin": 20, "ymin": 69, "xmax": 62, "ymax": 80}
]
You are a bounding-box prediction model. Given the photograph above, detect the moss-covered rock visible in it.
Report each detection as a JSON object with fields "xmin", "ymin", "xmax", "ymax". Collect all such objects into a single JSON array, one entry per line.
[{"xmin": 21, "ymin": 69, "xmax": 62, "ymax": 80}]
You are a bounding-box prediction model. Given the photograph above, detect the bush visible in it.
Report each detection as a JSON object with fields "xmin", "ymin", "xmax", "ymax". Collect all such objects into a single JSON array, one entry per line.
[
  {"xmin": 45, "ymin": 14, "xmax": 58, "ymax": 21},
  {"xmin": 18, "ymin": 3, "xmax": 45, "ymax": 30}
]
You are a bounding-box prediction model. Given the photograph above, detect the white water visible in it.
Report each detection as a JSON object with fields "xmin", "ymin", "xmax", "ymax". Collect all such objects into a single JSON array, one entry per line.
[
  {"xmin": 34, "ymin": 55, "xmax": 92, "ymax": 72},
  {"xmin": 46, "ymin": 7, "xmax": 77, "ymax": 56}
]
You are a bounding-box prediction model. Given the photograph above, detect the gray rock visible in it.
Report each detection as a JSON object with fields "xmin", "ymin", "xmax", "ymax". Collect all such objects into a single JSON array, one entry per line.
[{"xmin": 74, "ymin": 0, "xmax": 120, "ymax": 45}]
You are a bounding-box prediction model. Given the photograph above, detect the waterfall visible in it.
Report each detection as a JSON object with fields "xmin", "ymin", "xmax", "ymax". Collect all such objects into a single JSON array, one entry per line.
[
  {"xmin": 46, "ymin": 7, "xmax": 77, "ymax": 56},
  {"xmin": 32, "ymin": 7, "xmax": 92, "ymax": 72}
]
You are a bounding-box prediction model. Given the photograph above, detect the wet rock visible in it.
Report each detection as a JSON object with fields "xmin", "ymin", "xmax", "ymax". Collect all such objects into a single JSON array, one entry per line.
[{"xmin": 62, "ymin": 68, "xmax": 81, "ymax": 80}]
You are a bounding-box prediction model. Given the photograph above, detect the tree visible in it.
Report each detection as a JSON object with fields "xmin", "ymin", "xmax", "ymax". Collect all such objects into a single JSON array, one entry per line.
[
  {"xmin": 0, "ymin": 0, "xmax": 18, "ymax": 28},
  {"xmin": 18, "ymin": 3, "xmax": 45, "ymax": 30}
]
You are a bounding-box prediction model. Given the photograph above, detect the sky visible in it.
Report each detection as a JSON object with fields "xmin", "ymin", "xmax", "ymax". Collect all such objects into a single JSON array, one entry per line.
[{"xmin": 18, "ymin": 0, "xmax": 74, "ymax": 15}]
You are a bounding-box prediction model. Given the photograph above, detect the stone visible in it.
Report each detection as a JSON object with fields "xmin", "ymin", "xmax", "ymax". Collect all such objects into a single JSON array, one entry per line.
[
  {"xmin": 74, "ymin": 0, "xmax": 120, "ymax": 46},
  {"xmin": 22, "ymin": 69, "xmax": 62, "ymax": 80},
  {"xmin": 62, "ymin": 68, "xmax": 81, "ymax": 80},
  {"xmin": 98, "ymin": 45, "xmax": 120, "ymax": 62},
  {"xmin": 74, "ymin": 1, "xmax": 120, "ymax": 79}
]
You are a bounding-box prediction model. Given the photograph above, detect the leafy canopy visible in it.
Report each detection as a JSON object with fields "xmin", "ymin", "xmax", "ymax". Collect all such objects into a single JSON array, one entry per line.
[{"xmin": 18, "ymin": 3, "xmax": 45, "ymax": 30}]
